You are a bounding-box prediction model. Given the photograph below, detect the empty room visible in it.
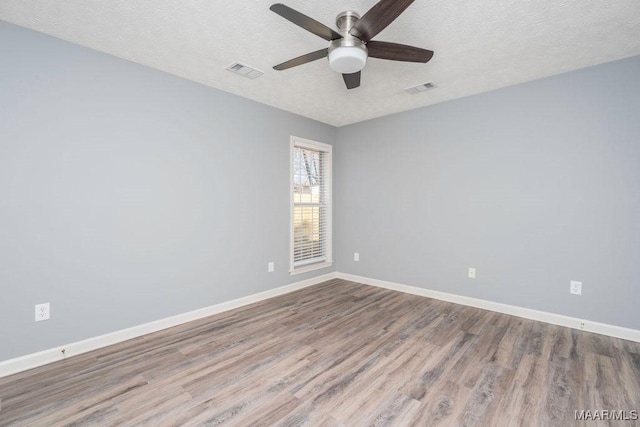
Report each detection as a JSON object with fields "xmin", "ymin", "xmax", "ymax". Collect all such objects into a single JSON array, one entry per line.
[{"xmin": 1, "ymin": 0, "xmax": 639, "ymax": 425}]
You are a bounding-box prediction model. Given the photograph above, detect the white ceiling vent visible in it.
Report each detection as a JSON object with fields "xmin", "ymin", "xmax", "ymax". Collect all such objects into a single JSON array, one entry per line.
[
  {"xmin": 226, "ymin": 62, "xmax": 263, "ymax": 79},
  {"xmin": 405, "ymin": 82, "xmax": 437, "ymax": 95}
]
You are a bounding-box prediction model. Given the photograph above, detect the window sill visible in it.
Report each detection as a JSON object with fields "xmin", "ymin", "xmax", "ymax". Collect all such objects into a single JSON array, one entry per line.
[{"xmin": 289, "ymin": 261, "xmax": 333, "ymax": 276}]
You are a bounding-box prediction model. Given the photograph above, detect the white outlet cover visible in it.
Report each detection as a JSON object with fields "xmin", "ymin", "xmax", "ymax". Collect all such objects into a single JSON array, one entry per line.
[
  {"xmin": 268, "ymin": 262, "xmax": 274, "ymax": 273},
  {"xmin": 354, "ymin": 252, "xmax": 360, "ymax": 262},
  {"xmin": 468, "ymin": 268, "xmax": 476, "ymax": 279},
  {"xmin": 570, "ymin": 281, "xmax": 582, "ymax": 295},
  {"xmin": 35, "ymin": 302, "xmax": 50, "ymax": 321}
]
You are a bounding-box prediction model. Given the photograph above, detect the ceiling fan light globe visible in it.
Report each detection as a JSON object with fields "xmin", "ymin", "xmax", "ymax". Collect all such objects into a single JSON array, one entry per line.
[{"xmin": 328, "ymin": 45, "xmax": 367, "ymax": 74}]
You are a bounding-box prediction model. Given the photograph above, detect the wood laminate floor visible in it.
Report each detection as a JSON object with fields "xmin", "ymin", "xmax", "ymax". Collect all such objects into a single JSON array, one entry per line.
[{"xmin": 1, "ymin": 279, "xmax": 639, "ymax": 426}]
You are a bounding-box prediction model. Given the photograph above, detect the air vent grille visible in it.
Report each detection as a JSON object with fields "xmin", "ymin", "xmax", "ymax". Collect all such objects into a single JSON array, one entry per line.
[
  {"xmin": 405, "ymin": 81, "xmax": 437, "ymax": 94},
  {"xmin": 226, "ymin": 62, "xmax": 263, "ymax": 79}
]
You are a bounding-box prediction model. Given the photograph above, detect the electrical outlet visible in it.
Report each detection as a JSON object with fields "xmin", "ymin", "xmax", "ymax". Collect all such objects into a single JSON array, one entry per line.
[
  {"xmin": 35, "ymin": 303, "xmax": 50, "ymax": 321},
  {"xmin": 354, "ymin": 252, "xmax": 360, "ymax": 262},
  {"xmin": 268, "ymin": 262, "xmax": 274, "ymax": 273},
  {"xmin": 570, "ymin": 281, "xmax": 582, "ymax": 295},
  {"xmin": 468, "ymin": 268, "xmax": 476, "ymax": 279}
]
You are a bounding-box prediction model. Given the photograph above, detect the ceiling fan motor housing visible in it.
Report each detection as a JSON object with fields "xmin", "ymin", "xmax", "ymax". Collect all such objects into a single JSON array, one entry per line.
[{"xmin": 328, "ymin": 10, "xmax": 367, "ymax": 74}]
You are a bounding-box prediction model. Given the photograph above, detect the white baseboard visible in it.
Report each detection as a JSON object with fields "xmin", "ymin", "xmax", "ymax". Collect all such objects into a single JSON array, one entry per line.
[
  {"xmin": 4, "ymin": 270, "xmax": 638, "ymax": 378},
  {"xmin": 0, "ymin": 272, "xmax": 338, "ymax": 378},
  {"xmin": 337, "ymin": 272, "xmax": 640, "ymax": 343}
]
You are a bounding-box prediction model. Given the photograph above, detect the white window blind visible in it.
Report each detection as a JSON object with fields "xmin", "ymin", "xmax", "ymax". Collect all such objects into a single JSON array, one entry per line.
[{"xmin": 290, "ymin": 137, "xmax": 332, "ymax": 273}]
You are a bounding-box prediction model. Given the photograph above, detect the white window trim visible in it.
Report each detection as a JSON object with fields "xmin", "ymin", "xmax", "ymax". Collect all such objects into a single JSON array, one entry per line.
[{"xmin": 290, "ymin": 135, "xmax": 332, "ymax": 275}]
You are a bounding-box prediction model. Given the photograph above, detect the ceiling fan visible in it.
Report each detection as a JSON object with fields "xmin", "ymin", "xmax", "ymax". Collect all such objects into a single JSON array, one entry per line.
[{"xmin": 269, "ymin": 0, "xmax": 433, "ymax": 90}]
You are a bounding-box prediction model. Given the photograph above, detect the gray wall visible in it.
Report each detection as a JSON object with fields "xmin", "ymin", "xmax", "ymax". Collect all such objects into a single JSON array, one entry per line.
[
  {"xmin": 2, "ymin": 19, "xmax": 639, "ymax": 364},
  {"xmin": 335, "ymin": 55, "xmax": 640, "ymax": 330},
  {"xmin": 0, "ymin": 21, "xmax": 335, "ymax": 361}
]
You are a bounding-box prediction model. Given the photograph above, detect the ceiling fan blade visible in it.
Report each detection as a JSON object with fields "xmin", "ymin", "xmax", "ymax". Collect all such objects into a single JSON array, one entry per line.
[
  {"xmin": 273, "ymin": 49, "xmax": 328, "ymax": 71},
  {"xmin": 270, "ymin": 4, "xmax": 343, "ymax": 41},
  {"xmin": 342, "ymin": 72, "xmax": 361, "ymax": 89},
  {"xmin": 349, "ymin": 0, "xmax": 415, "ymax": 42},
  {"xmin": 367, "ymin": 41, "xmax": 433, "ymax": 63}
]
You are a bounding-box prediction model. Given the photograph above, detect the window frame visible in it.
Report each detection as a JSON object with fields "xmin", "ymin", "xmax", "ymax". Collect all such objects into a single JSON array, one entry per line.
[{"xmin": 289, "ymin": 135, "xmax": 333, "ymax": 275}]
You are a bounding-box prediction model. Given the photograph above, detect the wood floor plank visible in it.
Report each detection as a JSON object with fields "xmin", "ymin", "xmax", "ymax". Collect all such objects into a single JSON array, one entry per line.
[
  {"xmin": 542, "ymin": 356, "xmax": 575, "ymax": 426},
  {"xmin": 226, "ymin": 392, "xmax": 302, "ymax": 427},
  {"xmin": 331, "ymin": 338, "xmax": 438, "ymax": 423},
  {"xmin": 401, "ymin": 330, "xmax": 476, "ymax": 401},
  {"xmin": 448, "ymin": 316, "xmax": 511, "ymax": 389},
  {"xmin": 1, "ymin": 279, "xmax": 639, "ymax": 426},
  {"xmin": 458, "ymin": 362, "xmax": 515, "ymax": 426},
  {"xmin": 360, "ymin": 392, "xmax": 421, "ymax": 426},
  {"xmin": 494, "ymin": 354, "xmax": 548, "ymax": 427},
  {"xmin": 408, "ymin": 380, "xmax": 471, "ymax": 426}
]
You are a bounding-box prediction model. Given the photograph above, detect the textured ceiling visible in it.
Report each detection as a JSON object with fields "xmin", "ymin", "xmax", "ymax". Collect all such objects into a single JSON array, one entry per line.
[{"xmin": 1, "ymin": 1, "xmax": 640, "ymax": 126}]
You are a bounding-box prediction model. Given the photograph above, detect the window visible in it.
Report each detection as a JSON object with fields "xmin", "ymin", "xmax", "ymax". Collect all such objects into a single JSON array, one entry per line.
[{"xmin": 290, "ymin": 136, "xmax": 332, "ymax": 274}]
